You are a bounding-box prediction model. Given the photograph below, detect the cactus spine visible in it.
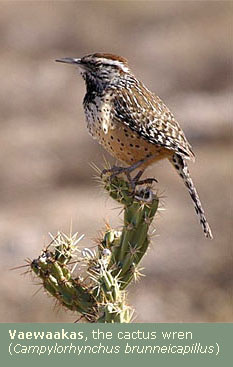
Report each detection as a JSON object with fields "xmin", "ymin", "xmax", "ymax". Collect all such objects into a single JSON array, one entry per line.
[{"xmin": 30, "ymin": 172, "xmax": 159, "ymax": 323}]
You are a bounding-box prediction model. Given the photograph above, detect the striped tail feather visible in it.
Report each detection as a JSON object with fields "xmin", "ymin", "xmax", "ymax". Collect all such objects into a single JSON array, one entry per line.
[{"xmin": 169, "ymin": 153, "xmax": 213, "ymax": 239}]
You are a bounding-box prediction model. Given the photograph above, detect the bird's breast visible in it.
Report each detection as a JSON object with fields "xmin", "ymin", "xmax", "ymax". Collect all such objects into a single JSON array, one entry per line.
[
  {"xmin": 83, "ymin": 96, "xmax": 171, "ymax": 166},
  {"xmin": 83, "ymin": 95, "xmax": 116, "ymax": 139}
]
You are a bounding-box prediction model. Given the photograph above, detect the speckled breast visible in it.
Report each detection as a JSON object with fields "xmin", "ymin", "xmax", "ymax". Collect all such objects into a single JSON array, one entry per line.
[{"xmin": 84, "ymin": 96, "xmax": 171, "ymax": 168}]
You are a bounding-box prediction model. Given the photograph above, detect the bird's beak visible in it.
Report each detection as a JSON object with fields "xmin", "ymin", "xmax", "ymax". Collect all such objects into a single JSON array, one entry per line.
[{"xmin": 55, "ymin": 57, "xmax": 82, "ymax": 65}]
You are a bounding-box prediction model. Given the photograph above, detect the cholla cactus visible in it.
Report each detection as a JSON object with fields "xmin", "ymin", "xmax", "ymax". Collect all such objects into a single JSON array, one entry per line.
[{"xmin": 30, "ymin": 172, "xmax": 159, "ymax": 323}]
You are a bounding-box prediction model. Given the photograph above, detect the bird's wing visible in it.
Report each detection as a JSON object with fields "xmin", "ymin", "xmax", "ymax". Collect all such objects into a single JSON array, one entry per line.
[{"xmin": 113, "ymin": 82, "xmax": 195, "ymax": 161}]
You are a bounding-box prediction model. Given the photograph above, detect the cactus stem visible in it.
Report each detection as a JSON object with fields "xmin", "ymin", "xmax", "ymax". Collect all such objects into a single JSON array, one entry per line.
[{"xmin": 27, "ymin": 170, "xmax": 159, "ymax": 323}]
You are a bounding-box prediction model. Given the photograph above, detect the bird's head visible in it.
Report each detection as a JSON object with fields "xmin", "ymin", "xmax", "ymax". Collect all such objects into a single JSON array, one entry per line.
[{"xmin": 56, "ymin": 53, "xmax": 130, "ymax": 90}]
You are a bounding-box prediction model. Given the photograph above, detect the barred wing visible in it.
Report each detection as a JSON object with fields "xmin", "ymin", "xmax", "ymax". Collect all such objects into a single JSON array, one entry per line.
[{"xmin": 113, "ymin": 82, "xmax": 195, "ymax": 161}]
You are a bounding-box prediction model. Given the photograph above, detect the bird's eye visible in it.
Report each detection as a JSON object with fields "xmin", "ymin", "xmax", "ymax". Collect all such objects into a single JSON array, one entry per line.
[{"xmin": 94, "ymin": 61, "xmax": 101, "ymax": 66}]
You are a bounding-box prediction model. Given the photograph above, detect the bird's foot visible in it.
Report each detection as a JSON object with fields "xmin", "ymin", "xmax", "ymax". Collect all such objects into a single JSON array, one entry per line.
[
  {"xmin": 131, "ymin": 170, "xmax": 157, "ymax": 188},
  {"xmin": 101, "ymin": 165, "xmax": 157, "ymax": 192},
  {"xmin": 101, "ymin": 165, "xmax": 131, "ymax": 180}
]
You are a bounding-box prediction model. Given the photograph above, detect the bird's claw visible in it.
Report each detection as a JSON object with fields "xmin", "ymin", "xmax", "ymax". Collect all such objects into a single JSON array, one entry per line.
[{"xmin": 101, "ymin": 166, "xmax": 157, "ymax": 193}]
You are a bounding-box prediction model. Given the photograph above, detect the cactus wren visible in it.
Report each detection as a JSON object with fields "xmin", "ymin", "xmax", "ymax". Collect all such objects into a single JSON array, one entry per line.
[{"xmin": 56, "ymin": 53, "xmax": 213, "ymax": 239}]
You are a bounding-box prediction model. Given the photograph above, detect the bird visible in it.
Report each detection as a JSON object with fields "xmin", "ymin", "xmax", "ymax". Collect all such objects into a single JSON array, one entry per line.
[{"xmin": 56, "ymin": 53, "xmax": 213, "ymax": 239}]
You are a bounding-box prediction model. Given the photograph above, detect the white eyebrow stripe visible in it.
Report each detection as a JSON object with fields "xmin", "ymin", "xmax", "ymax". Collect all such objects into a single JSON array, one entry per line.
[{"xmin": 99, "ymin": 58, "xmax": 130, "ymax": 73}]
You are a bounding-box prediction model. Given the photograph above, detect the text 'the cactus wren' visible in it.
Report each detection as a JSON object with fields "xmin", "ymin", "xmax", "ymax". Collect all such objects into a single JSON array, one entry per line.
[{"xmin": 56, "ymin": 53, "xmax": 213, "ymax": 239}]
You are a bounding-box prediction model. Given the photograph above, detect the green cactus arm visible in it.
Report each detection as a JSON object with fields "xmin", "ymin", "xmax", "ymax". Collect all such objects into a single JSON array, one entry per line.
[{"xmin": 29, "ymin": 172, "xmax": 159, "ymax": 323}]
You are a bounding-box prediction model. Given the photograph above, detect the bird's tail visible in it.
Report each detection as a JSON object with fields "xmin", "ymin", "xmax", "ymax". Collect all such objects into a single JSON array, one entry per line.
[{"xmin": 169, "ymin": 153, "xmax": 213, "ymax": 239}]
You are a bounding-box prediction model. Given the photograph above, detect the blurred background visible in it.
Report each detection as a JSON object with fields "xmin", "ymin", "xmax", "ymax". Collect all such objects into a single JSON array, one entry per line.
[{"xmin": 0, "ymin": 1, "xmax": 232, "ymax": 322}]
